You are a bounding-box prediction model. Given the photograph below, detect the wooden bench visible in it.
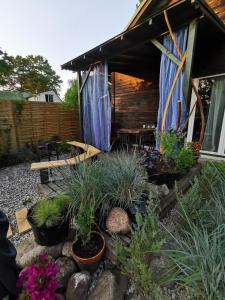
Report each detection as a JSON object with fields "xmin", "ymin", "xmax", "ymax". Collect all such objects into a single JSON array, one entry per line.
[{"xmin": 31, "ymin": 141, "xmax": 101, "ymax": 183}]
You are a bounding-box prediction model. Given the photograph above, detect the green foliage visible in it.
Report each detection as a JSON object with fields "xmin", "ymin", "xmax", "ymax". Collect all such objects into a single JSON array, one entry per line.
[
  {"xmin": 75, "ymin": 192, "xmax": 96, "ymax": 246},
  {"xmin": 100, "ymin": 151, "xmax": 147, "ymax": 214},
  {"xmin": 65, "ymin": 151, "xmax": 146, "ymax": 245},
  {"xmin": 0, "ymin": 50, "xmax": 62, "ymax": 94},
  {"xmin": 32, "ymin": 194, "xmax": 71, "ymax": 228},
  {"xmin": 175, "ymin": 144, "xmax": 195, "ymax": 171},
  {"xmin": 62, "ymin": 79, "xmax": 78, "ymax": 109},
  {"xmin": 66, "ymin": 151, "xmax": 146, "ymax": 220},
  {"xmin": 163, "ymin": 162, "xmax": 225, "ymax": 299},
  {"xmin": 161, "ymin": 131, "xmax": 195, "ymax": 171},
  {"xmin": 114, "ymin": 199, "xmax": 164, "ymax": 296}
]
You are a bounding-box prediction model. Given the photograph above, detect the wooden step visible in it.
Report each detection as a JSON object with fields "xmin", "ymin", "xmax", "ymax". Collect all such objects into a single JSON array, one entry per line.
[{"xmin": 15, "ymin": 208, "xmax": 31, "ymax": 234}]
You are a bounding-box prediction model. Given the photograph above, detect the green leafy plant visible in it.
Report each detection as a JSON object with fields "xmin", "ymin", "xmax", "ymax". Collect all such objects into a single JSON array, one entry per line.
[
  {"xmin": 100, "ymin": 151, "xmax": 147, "ymax": 214},
  {"xmin": 114, "ymin": 198, "xmax": 164, "ymax": 296},
  {"xmin": 75, "ymin": 191, "xmax": 96, "ymax": 246},
  {"xmin": 163, "ymin": 216, "xmax": 225, "ymax": 299},
  {"xmin": 32, "ymin": 194, "xmax": 71, "ymax": 228},
  {"xmin": 161, "ymin": 131, "xmax": 195, "ymax": 171},
  {"xmin": 162, "ymin": 162, "xmax": 225, "ymax": 299}
]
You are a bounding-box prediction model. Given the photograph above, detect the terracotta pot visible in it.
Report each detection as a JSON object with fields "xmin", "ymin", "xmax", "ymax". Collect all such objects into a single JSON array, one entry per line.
[{"xmin": 71, "ymin": 231, "xmax": 105, "ymax": 272}]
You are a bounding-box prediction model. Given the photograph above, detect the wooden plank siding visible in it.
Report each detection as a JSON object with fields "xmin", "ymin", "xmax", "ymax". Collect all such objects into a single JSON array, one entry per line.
[
  {"xmin": 0, "ymin": 100, "xmax": 80, "ymax": 155},
  {"xmin": 111, "ymin": 72, "xmax": 159, "ymax": 129}
]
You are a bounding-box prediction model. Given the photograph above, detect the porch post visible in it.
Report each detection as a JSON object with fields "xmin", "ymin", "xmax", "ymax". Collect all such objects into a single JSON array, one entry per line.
[
  {"xmin": 183, "ymin": 19, "xmax": 198, "ymax": 110},
  {"xmin": 77, "ymin": 71, "xmax": 84, "ymax": 142}
]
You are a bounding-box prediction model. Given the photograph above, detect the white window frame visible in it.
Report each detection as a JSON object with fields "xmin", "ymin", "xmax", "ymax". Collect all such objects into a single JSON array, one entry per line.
[{"xmin": 187, "ymin": 74, "xmax": 225, "ymax": 160}]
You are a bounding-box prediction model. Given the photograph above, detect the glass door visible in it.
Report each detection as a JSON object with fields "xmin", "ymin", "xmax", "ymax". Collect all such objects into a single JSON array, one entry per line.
[{"xmin": 187, "ymin": 76, "xmax": 225, "ymax": 158}]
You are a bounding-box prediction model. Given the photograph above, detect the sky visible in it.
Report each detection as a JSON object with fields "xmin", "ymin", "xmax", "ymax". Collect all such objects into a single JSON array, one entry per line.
[{"xmin": 0, "ymin": 0, "xmax": 138, "ymax": 98}]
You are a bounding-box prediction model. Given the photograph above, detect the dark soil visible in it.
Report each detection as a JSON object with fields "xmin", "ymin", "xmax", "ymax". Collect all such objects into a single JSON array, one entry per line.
[{"xmin": 73, "ymin": 233, "xmax": 104, "ymax": 259}]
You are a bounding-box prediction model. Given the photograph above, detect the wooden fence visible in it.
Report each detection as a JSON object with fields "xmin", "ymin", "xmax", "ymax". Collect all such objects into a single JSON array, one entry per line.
[{"xmin": 0, "ymin": 100, "xmax": 80, "ymax": 155}]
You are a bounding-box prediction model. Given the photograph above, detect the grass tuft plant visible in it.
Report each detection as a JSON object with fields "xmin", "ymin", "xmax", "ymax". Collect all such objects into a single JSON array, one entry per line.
[{"xmin": 32, "ymin": 194, "xmax": 71, "ymax": 228}]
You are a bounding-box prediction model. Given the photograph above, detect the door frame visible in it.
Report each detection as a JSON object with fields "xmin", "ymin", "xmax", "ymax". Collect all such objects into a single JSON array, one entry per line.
[{"xmin": 187, "ymin": 74, "xmax": 225, "ymax": 159}]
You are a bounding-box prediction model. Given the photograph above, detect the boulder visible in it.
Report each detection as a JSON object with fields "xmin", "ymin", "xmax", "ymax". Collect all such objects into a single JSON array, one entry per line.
[
  {"xmin": 66, "ymin": 271, "xmax": 90, "ymax": 300},
  {"xmin": 56, "ymin": 257, "xmax": 77, "ymax": 291},
  {"xmin": 16, "ymin": 236, "xmax": 63, "ymax": 268},
  {"xmin": 62, "ymin": 241, "xmax": 73, "ymax": 258},
  {"xmin": 106, "ymin": 207, "xmax": 130, "ymax": 234},
  {"xmin": 148, "ymin": 183, "xmax": 170, "ymax": 197},
  {"xmin": 88, "ymin": 270, "xmax": 128, "ymax": 300},
  {"xmin": 56, "ymin": 294, "xmax": 65, "ymax": 300}
]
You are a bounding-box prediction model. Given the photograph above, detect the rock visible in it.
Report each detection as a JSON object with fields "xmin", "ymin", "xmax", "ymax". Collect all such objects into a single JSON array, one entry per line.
[
  {"xmin": 88, "ymin": 270, "xmax": 128, "ymax": 300},
  {"xmin": 16, "ymin": 236, "xmax": 63, "ymax": 268},
  {"xmin": 148, "ymin": 183, "xmax": 170, "ymax": 197},
  {"xmin": 56, "ymin": 294, "xmax": 65, "ymax": 300},
  {"xmin": 62, "ymin": 241, "xmax": 73, "ymax": 257},
  {"xmin": 106, "ymin": 207, "xmax": 130, "ymax": 234},
  {"xmin": 56, "ymin": 257, "xmax": 77, "ymax": 291},
  {"xmin": 66, "ymin": 271, "xmax": 90, "ymax": 300}
]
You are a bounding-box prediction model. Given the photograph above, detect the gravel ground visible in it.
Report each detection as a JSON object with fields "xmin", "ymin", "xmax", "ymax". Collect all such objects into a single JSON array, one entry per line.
[{"xmin": 0, "ymin": 162, "xmax": 41, "ymax": 246}]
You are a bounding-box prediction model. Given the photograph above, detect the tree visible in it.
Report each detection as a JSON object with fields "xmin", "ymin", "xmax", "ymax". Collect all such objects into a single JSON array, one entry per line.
[
  {"xmin": 0, "ymin": 50, "xmax": 62, "ymax": 94},
  {"xmin": 137, "ymin": 0, "xmax": 144, "ymax": 7},
  {"xmin": 62, "ymin": 79, "xmax": 79, "ymax": 109}
]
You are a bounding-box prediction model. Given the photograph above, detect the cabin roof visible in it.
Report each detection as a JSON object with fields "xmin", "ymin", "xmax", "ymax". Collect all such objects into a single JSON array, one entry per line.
[{"xmin": 62, "ymin": 0, "xmax": 225, "ymax": 75}]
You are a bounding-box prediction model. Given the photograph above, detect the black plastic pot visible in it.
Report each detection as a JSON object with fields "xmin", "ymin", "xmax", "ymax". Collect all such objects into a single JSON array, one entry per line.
[{"xmin": 27, "ymin": 207, "xmax": 69, "ymax": 246}]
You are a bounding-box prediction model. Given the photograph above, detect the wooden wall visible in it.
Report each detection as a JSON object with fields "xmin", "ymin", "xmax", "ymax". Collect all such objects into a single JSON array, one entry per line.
[
  {"xmin": 0, "ymin": 100, "xmax": 80, "ymax": 155},
  {"xmin": 111, "ymin": 73, "xmax": 159, "ymax": 129}
]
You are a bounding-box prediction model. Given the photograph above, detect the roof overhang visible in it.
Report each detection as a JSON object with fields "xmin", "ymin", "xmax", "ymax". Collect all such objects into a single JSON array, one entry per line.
[{"xmin": 62, "ymin": 0, "xmax": 225, "ymax": 74}]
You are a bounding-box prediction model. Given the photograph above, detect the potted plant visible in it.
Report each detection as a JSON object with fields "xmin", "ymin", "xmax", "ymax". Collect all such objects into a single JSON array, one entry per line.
[
  {"xmin": 65, "ymin": 161, "xmax": 106, "ymax": 272},
  {"xmin": 27, "ymin": 194, "xmax": 71, "ymax": 246},
  {"xmin": 17, "ymin": 253, "xmax": 59, "ymax": 299},
  {"xmin": 71, "ymin": 194, "xmax": 105, "ymax": 272}
]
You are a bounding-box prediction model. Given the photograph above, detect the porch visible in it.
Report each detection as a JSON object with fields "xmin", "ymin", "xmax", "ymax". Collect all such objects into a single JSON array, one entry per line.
[{"xmin": 62, "ymin": 0, "xmax": 225, "ymax": 158}]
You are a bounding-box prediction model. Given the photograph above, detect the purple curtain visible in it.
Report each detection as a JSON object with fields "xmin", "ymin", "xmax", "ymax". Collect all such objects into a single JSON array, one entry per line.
[
  {"xmin": 82, "ymin": 62, "xmax": 111, "ymax": 151},
  {"xmin": 157, "ymin": 27, "xmax": 188, "ymax": 143}
]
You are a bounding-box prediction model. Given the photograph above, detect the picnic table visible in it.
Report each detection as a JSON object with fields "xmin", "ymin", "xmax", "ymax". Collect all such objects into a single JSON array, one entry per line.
[{"xmin": 117, "ymin": 127, "xmax": 155, "ymax": 147}]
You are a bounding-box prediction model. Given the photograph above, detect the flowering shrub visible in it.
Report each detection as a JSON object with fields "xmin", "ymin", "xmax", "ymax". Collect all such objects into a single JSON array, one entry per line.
[{"xmin": 17, "ymin": 253, "xmax": 59, "ymax": 300}]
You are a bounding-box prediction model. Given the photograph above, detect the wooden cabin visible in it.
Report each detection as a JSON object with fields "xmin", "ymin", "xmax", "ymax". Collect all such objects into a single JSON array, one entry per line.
[{"xmin": 62, "ymin": 0, "xmax": 225, "ymax": 159}]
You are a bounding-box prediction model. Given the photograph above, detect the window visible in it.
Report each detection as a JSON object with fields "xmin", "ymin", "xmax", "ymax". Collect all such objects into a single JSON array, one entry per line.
[{"xmin": 45, "ymin": 94, "xmax": 54, "ymax": 102}]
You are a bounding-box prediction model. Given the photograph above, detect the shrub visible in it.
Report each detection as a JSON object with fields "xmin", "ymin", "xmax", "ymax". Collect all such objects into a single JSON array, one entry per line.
[
  {"xmin": 163, "ymin": 219, "xmax": 225, "ymax": 299},
  {"xmin": 161, "ymin": 131, "xmax": 195, "ymax": 171},
  {"xmin": 162, "ymin": 162, "xmax": 225, "ymax": 299},
  {"xmin": 101, "ymin": 151, "xmax": 147, "ymax": 212},
  {"xmin": 32, "ymin": 194, "xmax": 71, "ymax": 228},
  {"xmin": 114, "ymin": 198, "xmax": 164, "ymax": 296},
  {"xmin": 17, "ymin": 253, "xmax": 59, "ymax": 300},
  {"xmin": 65, "ymin": 151, "xmax": 147, "ymax": 218}
]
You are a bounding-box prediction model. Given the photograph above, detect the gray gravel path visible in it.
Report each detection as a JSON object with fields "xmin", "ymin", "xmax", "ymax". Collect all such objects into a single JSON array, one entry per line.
[{"xmin": 0, "ymin": 163, "xmax": 40, "ymax": 245}]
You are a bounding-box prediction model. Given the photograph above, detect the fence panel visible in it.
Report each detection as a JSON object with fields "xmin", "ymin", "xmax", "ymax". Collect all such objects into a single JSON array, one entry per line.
[{"xmin": 0, "ymin": 100, "xmax": 80, "ymax": 155}]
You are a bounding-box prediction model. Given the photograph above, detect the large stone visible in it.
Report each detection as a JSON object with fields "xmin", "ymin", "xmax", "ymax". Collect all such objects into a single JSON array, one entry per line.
[
  {"xmin": 66, "ymin": 271, "xmax": 90, "ymax": 300},
  {"xmin": 62, "ymin": 241, "xmax": 73, "ymax": 258},
  {"xmin": 56, "ymin": 257, "xmax": 77, "ymax": 291},
  {"xmin": 148, "ymin": 183, "xmax": 170, "ymax": 197},
  {"xmin": 106, "ymin": 207, "xmax": 130, "ymax": 234},
  {"xmin": 88, "ymin": 270, "xmax": 128, "ymax": 300},
  {"xmin": 16, "ymin": 236, "xmax": 63, "ymax": 268}
]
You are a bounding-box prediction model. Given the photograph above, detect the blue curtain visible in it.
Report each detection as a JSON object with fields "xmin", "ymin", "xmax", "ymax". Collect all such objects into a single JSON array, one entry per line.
[
  {"xmin": 82, "ymin": 62, "xmax": 111, "ymax": 151},
  {"xmin": 157, "ymin": 27, "xmax": 188, "ymax": 134}
]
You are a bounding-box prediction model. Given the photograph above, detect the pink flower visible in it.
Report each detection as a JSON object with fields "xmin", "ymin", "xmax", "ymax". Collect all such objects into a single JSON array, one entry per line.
[{"xmin": 17, "ymin": 253, "xmax": 60, "ymax": 300}]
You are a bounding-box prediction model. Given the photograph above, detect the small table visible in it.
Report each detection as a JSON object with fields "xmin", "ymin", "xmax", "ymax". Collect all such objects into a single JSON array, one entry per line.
[{"xmin": 117, "ymin": 128, "xmax": 155, "ymax": 147}]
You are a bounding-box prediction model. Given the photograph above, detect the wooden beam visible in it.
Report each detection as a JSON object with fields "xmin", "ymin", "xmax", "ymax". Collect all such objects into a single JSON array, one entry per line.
[
  {"xmin": 80, "ymin": 65, "xmax": 93, "ymax": 94},
  {"xmin": 77, "ymin": 71, "xmax": 84, "ymax": 141},
  {"xmin": 183, "ymin": 19, "xmax": 198, "ymax": 108},
  {"xmin": 151, "ymin": 38, "xmax": 181, "ymax": 66}
]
